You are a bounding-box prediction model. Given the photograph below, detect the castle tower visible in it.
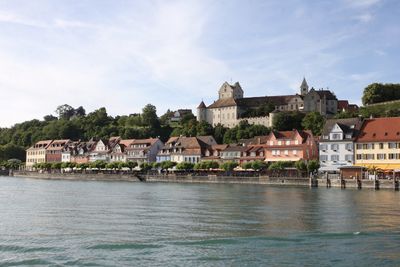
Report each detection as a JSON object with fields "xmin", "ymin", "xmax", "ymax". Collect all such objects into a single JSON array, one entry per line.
[
  {"xmin": 218, "ymin": 81, "xmax": 244, "ymax": 100},
  {"xmin": 300, "ymin": 77, "xmax": 309, "ymax": 96},
  {"xmin": 197, "ymin": 101, "xmax": 207, "ymax": 122}
]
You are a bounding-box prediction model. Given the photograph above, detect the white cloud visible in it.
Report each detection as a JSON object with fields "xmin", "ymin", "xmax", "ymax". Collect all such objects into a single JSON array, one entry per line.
[
  {"xmin": 354, "ymin": 13, "xmax": 374, "ymax": 22},
  {"xmin": 344, "ymin": 0, "xmax": 382, "ymax": 8}
]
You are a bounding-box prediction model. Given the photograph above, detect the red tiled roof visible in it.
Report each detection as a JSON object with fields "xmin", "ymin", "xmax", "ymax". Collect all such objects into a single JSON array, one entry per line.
[{"xmin": 356, "ymin": 117, "xmax": 400, "ymax": 142}]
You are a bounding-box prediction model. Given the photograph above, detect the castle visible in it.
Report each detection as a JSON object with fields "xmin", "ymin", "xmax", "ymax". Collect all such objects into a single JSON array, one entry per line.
[{"xmin": 197, "ymin": 78, "xmax": 339, "ymax": 128}]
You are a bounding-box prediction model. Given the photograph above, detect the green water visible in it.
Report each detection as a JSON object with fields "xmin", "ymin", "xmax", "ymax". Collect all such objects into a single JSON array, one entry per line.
[{"xmin": 0, "ymin": 176, "xmax": 399, "ymax": 266}]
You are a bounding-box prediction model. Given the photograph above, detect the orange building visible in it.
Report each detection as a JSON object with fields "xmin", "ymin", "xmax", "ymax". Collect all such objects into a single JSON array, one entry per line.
[{"xmin": 263, "ymin": 130, "xmax": 318, "ymax": 162}]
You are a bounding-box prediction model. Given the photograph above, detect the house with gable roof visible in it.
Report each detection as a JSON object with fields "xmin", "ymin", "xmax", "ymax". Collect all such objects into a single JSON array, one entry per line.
[
  {"xmin": 157, "ymin": 136, "xmax": 217, "ymax": 164},
  {"xmin": 26, "ymin": 140, "xmax": 53, "ymax": 169},
  {"xmin": 125, "ymin": 138, "xmax": 163, "ymax": 164},
  {"xmin": 263, "ymin": 130, "xmax": 318, "ymax": 162},
  {"xmin": 354, "ymin": 117, "xmax": 400, "ymax": 171},
  {"xmin": 319, "ymin": 118, "xmax": 363, "ymax": 172}
]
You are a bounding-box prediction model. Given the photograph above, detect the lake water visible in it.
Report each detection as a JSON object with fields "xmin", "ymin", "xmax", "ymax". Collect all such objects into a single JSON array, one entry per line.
[{"xmin": 0, "ymin": 176, "xmax": 399, "ymax": 266}]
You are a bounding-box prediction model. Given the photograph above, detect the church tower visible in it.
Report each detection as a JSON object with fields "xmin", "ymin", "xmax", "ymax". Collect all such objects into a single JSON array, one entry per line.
[{"xmin": 300, "ymin": 77, "xmax": 309, "ymax": 96}]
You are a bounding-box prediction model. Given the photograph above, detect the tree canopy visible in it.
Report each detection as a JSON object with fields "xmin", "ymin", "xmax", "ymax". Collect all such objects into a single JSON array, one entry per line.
[{"xmin": 362, "ymin": 83, "xmax": 400, "ymax": 105}]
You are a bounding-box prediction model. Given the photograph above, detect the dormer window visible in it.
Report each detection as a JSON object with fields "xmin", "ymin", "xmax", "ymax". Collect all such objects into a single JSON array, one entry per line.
[
  {"xmin": 372, "ymin": 133, "xmax": 376, "ymax": 137},
  {"xmin": 385, "ymin": 132, "xmax": 388, "ymax": 136}
]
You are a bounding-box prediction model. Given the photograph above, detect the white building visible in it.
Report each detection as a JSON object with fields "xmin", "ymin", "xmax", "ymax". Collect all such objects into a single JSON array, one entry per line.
[{"xmin": 319, "ymin": 118, "xmax": 362, "ymax": 172}]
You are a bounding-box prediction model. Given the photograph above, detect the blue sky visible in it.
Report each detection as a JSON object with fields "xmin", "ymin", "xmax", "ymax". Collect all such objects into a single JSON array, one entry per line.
[{"xmin": 0, "ymin": 0, "xmax": 399, "ymax": 126}]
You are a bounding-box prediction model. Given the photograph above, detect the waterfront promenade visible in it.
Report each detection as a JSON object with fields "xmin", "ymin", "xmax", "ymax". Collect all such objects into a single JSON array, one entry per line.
[{"xmin": 11, "ymin": 171, "xmax": 400, "ymax": 190}]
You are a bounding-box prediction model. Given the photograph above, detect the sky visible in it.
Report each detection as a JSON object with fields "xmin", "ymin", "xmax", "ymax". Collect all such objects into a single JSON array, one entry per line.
[{"xmin": 0, "ymin": 0, "xmax": 399, "ymax": 127}]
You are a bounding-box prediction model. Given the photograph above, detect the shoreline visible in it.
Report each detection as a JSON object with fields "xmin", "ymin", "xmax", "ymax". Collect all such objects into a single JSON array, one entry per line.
[{"xmin": 9, "ymin": 171, "xmax": 400, "ymax": 190}]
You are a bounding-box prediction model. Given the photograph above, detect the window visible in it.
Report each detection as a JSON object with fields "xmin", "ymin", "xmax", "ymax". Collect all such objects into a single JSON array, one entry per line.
[
  {"xmin": 286, "ymin": 140, "xmax": 290, "ymax": 145},
  {"xmin": 389, "ymin": 143, "xmax": 398, "ymax": 149},
  {"xmin": 379, "ymin": 143, "xmax": 384, "ymax": 149},
  {"xmin": 367, "ymin": 143, "xmax": 375, "ymax": 149},
  {"xmin": 320, "ymin": 144, "xmax": 327, "ymax": 151},
  {"xmin": 377, "ymin": 154, "xmax": 386, "ymax": 160},
  {"xmin": 320, "ymin": 155, "xmax": 328, "ymax": 161},
  {"xmin": 284, "ymin": 150, "xmax": 289, "ymax": 155},
  {"xmin": 331, "ymin": 144, "xmax": 339, "ymax": 151},
  {"xmin": 293, "ymin": 150, "xmax": 297, "ymax": 155},
  {"xmin": 389, "ymin": 153, "xmax": 400, "ymax": 160},
  {"xmin": 345, "ymin": 143, "xmax": 352, "ymax": 151},
  {"xmin": 332, "ymin": 133, "xmax": 341, "ymax": 140},
  {"xmin": 345, "ymin": 155, "xmax": 353, "ymax": 162},
  {"xmin": 295, "ymin": 140, "xmax": 299, "ymax": 145},
  {"xmin": 278, "ymin": 141, "xmax": 282, "ymax": 145},
  {"xmin": 356, "ymin": 144, "xmax": 362, "ymax": 150},
  {"xmin": 331, "ymin": 155, "xmax": 339, "ymax": 161},
  {"xmin": 270, "ymin": 141, "xmax": 274, "ymax": 146}
]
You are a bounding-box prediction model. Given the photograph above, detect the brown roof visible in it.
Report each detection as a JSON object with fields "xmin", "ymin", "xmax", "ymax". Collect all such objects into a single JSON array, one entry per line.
[
  {"xmin": 197, "ymin": 136, "xmax": 217, "ymax": 146},
  {"xmin": 132, "ymin": 138, "xmax": 160, "ymax": 145},
  {"xmin": 356, "ymin": 117, "xmax": 400, "ymax": 142},
  {"xmin": 222, "ymin": 145, "xmax": 247, "ymax": 152},
  {"xmin": 207, "ymin": 98, "xmax": 237, "ymax": 108},
  {"xmin": 236, "ymin": 95, "xmax": 296, "ymax": 108},
  {"xmin": 197, "ymin": 101, "xmax": 206, "ymax": 109},
  {"xmin": 119, "ymin": 139, "xmax": 135, "ymax": 147}
]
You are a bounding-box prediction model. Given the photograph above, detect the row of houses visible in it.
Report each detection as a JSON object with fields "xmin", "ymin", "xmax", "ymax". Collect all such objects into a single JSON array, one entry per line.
[
  {"xmin": 25, "ymin": 130, "xmax": 319, "ymax": 169},
  {"xmin": 25, "ymin": 117, "xmax": 400, "ymax": 175},
  {"xmin": 26, "ymin": 137, "xmax": 163, "ymax": 169},
  {"xmin": 319, "ymin": 117, "xmax": 400, "ymax": 176}
]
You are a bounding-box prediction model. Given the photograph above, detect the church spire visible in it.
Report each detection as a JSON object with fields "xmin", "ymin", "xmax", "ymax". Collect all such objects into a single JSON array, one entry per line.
[{"xmin": 300, "ymin": 77, "xmax": 309, "ymax": 96}]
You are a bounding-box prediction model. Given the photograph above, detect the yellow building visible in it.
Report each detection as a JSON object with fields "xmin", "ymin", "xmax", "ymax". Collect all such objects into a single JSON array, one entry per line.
[
  {"xmin": 26, "ymin": 140, "xmax": 53, "ymax": 170},
  {"xmin": 355, "ymin": 117, "xmax": 400, "ymax": 171}
]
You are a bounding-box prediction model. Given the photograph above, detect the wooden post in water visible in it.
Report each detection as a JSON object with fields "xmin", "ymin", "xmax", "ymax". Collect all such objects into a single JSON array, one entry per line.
[
  {"xmin": 340, "ymin": 178, "xmax": 346, "ymax": 189},
  {"xmin": 374, "ymin": 179, "xmax": 380, "ymax": 190},
  {"xmin": 357, "ymin": 178, "xmax": 362, "ymax": 189},
  {"xmin": 325, "ymin": 172, "xmax": 331, "ymax": 188}
]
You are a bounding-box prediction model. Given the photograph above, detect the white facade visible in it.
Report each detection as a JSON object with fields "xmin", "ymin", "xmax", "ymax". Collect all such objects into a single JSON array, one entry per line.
[
  {"xmin": 319, "ymin": 123, "xmax": 355, "ymax": 172},
  {"xmin": 61, "ymin": 151, "xmax": 71, "ymax": 162}
]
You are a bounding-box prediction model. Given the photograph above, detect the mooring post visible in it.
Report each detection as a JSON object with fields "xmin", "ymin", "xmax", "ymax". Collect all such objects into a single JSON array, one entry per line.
[
  {"xmin": 340, "ymin": 178, "xmax": 346, "ymax": 189},
  {"xmin": 357, "ymin": 178, "xmax": 362, "ymax": 190},
  {"xmin": 375, "ymin": 179, "xmax": 380, "ymax": 190}
]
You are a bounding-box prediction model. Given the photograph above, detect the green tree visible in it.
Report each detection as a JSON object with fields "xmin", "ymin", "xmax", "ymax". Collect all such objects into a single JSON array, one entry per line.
[
  {"xmin": 301, "ymin": 112, "xmax": 325, "ymax": 136},
  {"xmin": 142, "ymin": 104, "xmax": 160, "ymax": 129},
  {"xmin": 362, "ymin": 83, "xmax": 400, "ymax": 105},
  {"xmin": 295, "ymin": 160, "xmax": 307, "ymax": 172},
  {"xmin": 160, "ymin": 161, "xmax": 177, "ymax": 169},
  {"xmin": 273, "ymin": 111, "xmax": 305, "ymax": 131},
  {"xmin": 251, "ymin": 160, "xmax": 268, "ymax": 171},
  {"xmin": 307, "ymin": 160, "xmax": 320, "ymax": 173},
  {"xmin": 176, "ymin": 162, "xmax": 195, "ymax": 170},
  {"xmin": 220, "ymin": 161, "xmax": 238, "ymax": 172},
  {"xmin": 56, "ymin": 104, "xmax": 75, "ymax": 120}
]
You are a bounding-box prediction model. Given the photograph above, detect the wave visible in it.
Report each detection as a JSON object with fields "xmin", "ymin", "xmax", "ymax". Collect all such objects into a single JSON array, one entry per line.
[{"xmin": 87, "ymin": 242, "xmax": 163, "ymax": 250}]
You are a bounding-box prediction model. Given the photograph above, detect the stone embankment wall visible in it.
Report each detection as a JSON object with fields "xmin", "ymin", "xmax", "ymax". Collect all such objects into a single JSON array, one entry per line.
[
  {"xmin": 13, "ymin": 171, "xmax": 140, "ymax": 182},
  {"xmin": 141, "ymin": 174, "xmax": 309, "ymax": 186},
  {"xmin": 318, "ymin": 178, "xmax": 399, "ymax": 190}
]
